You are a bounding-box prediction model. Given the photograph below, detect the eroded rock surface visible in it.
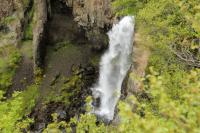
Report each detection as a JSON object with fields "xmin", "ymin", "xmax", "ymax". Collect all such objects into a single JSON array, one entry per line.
[
  {"xmin": 127, "ymin": 34, "xmax": 150, "ymax": 94},
  {"xmin": 0, "ymin": 0, "xmax": 14, "ymax": 19},
  {"xmin": 66, "ymin": 0, "xmax": 112, "ymax": 27},
  {"xmin": 64, "ymin": 0, "xmax": 113, "ymax": 47},
  {"xmin": 0, "ymin": 0, "xmax": 33, "ymax": 47},
  {"xmin": 33, "ymin": 0, "xmax": 48, "ymax": 68}
]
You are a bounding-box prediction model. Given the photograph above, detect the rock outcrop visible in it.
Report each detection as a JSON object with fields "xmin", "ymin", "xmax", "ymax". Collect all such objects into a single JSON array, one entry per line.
[
  {"xmin": 33, "ymin": 0, "xmax": 48, "ymax": 68},
  {"xmin": 65, "ymin": 0, "xmax": 112, "ymax": 28},
  {"xmin": 0, "ymin": 0, "xmax": 33, "ymax": 47},
  {"xmin": 64, "ymin": 0, "xmax": 113, "ymax": 48},
  {"xmin": 33, "ymin": 0, "xmax": 114, "ymax": 68},
  {"xmin": 127, "ymin": 34, "xmax": 150, "ymax": 94},
  {"xmin": 0, "ymin": 0, "xmax": 14, "ymax": 19}
]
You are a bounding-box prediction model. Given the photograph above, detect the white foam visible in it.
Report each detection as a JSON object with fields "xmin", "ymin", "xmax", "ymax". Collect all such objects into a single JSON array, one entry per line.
[{"xmin": 91, "ymin": 16, "xmax": 135, "ymax": 120}]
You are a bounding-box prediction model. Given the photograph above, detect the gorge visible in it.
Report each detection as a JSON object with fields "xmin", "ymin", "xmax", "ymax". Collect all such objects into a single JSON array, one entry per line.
[
  {"xmin": 0, "ymin": 0, "xmax": 139, "ymax": 131},
  {"xmin": 1, "ymin": 0, "xmax": 198, "ymax": 132}
]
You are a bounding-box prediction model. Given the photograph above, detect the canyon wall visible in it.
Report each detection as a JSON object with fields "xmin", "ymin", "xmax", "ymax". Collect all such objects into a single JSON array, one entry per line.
[
  {"xmin": 33, "ymin": 0, "xmax": 114, "ymax": 67},
  {"xmin": 64, "ymin": 0, "xmax": 113, "ymax": 48},
  {"xmin": 0, "ymin": 0, "xmax": 33, "ymax": 47}
]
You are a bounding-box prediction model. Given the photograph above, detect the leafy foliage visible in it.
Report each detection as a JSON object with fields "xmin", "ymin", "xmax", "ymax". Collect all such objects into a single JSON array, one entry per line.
[
  {"xmin": 44, "ymin": 97, "xmax": 107, "ymax": 133},
  {"xmin": 0, "ymin": 85, "xmax": 39, "ymax": 133},
  {"xmin": 113, "ymin": 68, "xmax": 200, "ymax": 133},
  {"xmin": 43, "ymin": 68, "xmax": 200, "ymax": 132}
]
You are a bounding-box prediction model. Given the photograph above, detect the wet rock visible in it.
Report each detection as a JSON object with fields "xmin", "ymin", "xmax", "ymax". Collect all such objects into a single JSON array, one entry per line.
[
  {"xmin": 50, "ymin": 72, "xmax": 60, "ymax": 86},
  {"xmin": 56, "ymin": 110, "xmax": 67, "ymax": 120},
  {"xmin": 92, "ymin": 97, "xmax": 100, "ymax": 108},
  {"xmin": 38, "ymin": 123, "xmax": 46, "ymax": 132}
]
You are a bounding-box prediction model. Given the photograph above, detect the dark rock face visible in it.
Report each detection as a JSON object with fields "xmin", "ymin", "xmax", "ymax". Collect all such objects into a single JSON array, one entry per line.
[
  {"xmin": 33, "ymin": 0, "xmax": 48, "ymax": 68},
  {"xmin": 64, "ymin": 0, "xmax": 113, "ymax": 49},
  {"xmin": 46, "ymin": 0, "xmax": 85, "ymax": 45},
  {"xmin": 33, "ymin": 0, "xmax": 114, "ymax": 68},
  {"xmin": 64, "ymin": 0, "xmax": 113, "ymax": 29}
]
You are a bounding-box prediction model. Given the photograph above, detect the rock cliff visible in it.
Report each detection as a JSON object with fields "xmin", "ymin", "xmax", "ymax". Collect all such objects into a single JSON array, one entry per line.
[
  {"xmin": 0, "ymin": 0, "xmax": 33, "ymax": 46},
  {"xmin": 33, "ymin": 0, "xmax": 48, "ymax": 68},
  {"xmin": 0, "ymin": 0, "xmax": 14, "ymax": 19},
  {"xmin": 33, "ymin": 0, "xmax": 114, "ymax": 67},
  {"xmin": 64, "ymin": 0, "xmax": 113, "ymax": 47}
]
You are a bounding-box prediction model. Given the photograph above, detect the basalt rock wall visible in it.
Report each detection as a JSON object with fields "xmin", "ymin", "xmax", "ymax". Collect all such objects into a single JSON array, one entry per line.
[
  {"xmin": 64, "ymin": 0, "xmax": 113, "ymax": 49},
  {"xmin": 33, "ymin": 0, "xmax": 114, "ymax": 68}
]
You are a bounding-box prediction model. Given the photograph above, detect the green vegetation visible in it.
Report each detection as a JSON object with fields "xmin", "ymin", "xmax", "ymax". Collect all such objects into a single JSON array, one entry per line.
[
  {"xmin": 90, "ymin": 54, "xmax": 101, "ymax": 66},
  {"xmin": 0, "ymin": 1, "xmax": 39, "ymax": 133},
  {"xmin": 23, "ymin": 1, "xmax": 35, "ymax": 40},
  {"xmin": 20, "ymin": 40, "xmax": 33, "ymax": 59},
  {"xmin": 112, "ymin": 68, "xmax": 200, "ymax": 132},
  {"xmin": 0, "ymin": 46, "xmax": 21, "ymax": 93},
  {"xmin": 23, "ymin": 20, "xmax": 34, "ymax": 40},
  {"xmin": 44, "ymin": 68, "xmax": 200, "ymax": 133},
  {"xmin": 44, "ymin": 72, "xmax": 83, "ymax": 105},
  {"xmin": 0, "ymin": 45, "xmax": 39, "ymax": 133},
  {"xmin": 0, "ymin": 16, "xmax": 16, "ymax": 25},
  {"xmin": 0, "ymin": 84, "xmax": 39, "ymax": 133},
  {"xmin": 43, "ymin": 97, "xmax": 107, "ymax": 133}
]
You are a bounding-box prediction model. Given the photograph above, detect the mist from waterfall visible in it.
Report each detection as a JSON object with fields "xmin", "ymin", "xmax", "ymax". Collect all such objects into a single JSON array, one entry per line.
[{"xmin": 91, "ymin": 16, "xmax": 135, "ymax": 120}]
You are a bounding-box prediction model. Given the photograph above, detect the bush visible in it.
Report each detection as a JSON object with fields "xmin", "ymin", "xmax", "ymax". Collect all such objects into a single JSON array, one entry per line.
[{"xmin": 0, "ymin": 85, "xmax": 39, "ymax": 133}]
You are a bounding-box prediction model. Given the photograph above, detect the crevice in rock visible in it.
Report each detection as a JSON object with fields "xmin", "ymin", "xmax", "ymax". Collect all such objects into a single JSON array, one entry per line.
[{"xmin": 46, "ymin": 0, "xmax": 86, "ymax": 46}]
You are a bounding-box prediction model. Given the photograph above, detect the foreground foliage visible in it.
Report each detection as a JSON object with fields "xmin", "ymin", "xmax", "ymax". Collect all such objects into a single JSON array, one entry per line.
[
  {"xmin": 0, "ymin": 85, "xmax": 39, "ymax": 133},
  {"xmin": 44, "ymin": 68, "xmax": 200, "ymax": 132}
]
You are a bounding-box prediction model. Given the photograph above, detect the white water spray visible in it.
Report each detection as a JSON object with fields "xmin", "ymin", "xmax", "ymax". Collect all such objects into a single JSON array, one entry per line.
[{"xmin": 92, "ymin": 16, "xmax": 135, "ymax": 120}]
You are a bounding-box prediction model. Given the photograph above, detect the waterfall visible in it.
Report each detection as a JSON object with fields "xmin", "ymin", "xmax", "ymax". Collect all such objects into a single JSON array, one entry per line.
[{"xmin": 91, "ymin": 16, "xmax": 135, "ymax": 120}]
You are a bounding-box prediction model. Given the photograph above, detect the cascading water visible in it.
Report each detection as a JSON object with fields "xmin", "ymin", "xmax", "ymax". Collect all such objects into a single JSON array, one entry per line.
[{"xmin": 91, "ymin": 16, "xmax": 135, "ymax": 120}]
